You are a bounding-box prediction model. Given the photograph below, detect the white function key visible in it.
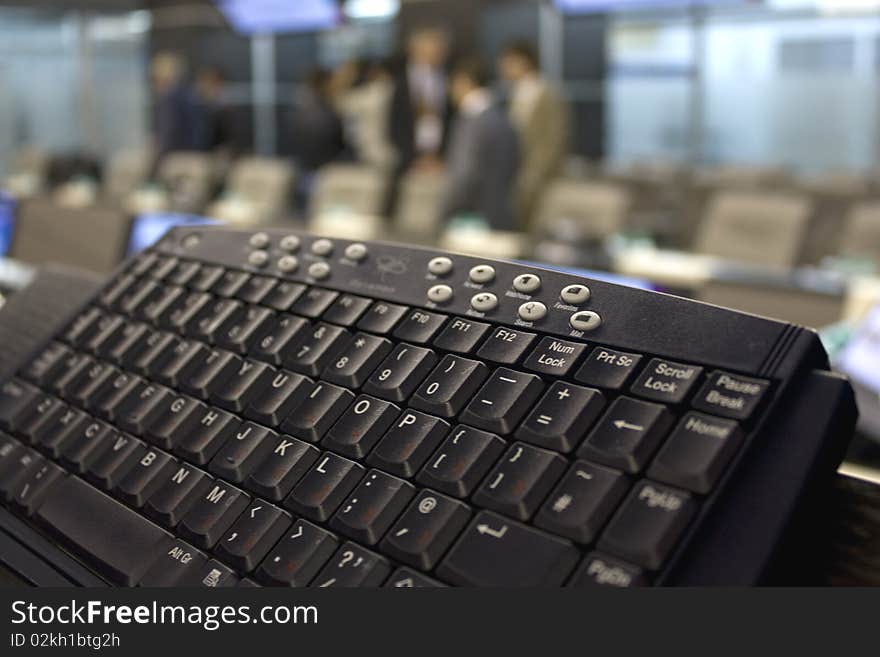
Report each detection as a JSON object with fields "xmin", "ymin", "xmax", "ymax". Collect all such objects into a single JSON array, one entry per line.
[
  {"xmin": 277, "ymin": 255, "xmax": 299, "ymax": 273},
  {"xmin": 249, "ymin": 232, "xmax": 270, "ymax": 249},
  {"xmin": 513, "ymin": 273, "xmax": 542, "ymax": 294},
  {"xmin": 428, "ymin": 257, "xmax": 454, "ymax": 276},
  {"xmin": 280, "ymin": 235, "xmax": 301, "ymax": 252},
  {"xmin": 308, "ymin": 261, "xmax": 331, "ymax": 280},
  {"xmin": 311, "ymin": 239, "xmax": 334, "ymax": 257},
  {"xmin": 469, "ymin": 265, "xmax": 496, "ymax": 284},
  {"xmin": 344, "ymin": 243, "xmax": 368, "ymax": 262},
  {"xmin": 570, "ymin": 310, "xmax": 602, "ymax": 332},
  {"xmin": 561, "ymin": 284, "xmax": 591, "ymax": 305},
  {"xmin": 427, "ymin": 285, "xmax": 454, "ymax": 304},
  {"xmin": 518, "ymin": 301, "xmax": 547, "ymax": 322},
  {"xmin": 248, "ymin": 250, "xmax": 269, "ymax": 268},
  {"xmin": 471, "ymin": 292, "xmax": 499, "ymax": 312}
]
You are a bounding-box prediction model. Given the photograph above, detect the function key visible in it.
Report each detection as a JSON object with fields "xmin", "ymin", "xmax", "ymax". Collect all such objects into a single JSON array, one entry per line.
[
  {"xmin": 631, "ymin": 359, "xmax": 704, "ymax": 405},
  {"xmin": 290, "ymin": 288, "xmax": 339, "ymax": 318},
  {"xmin": 152, "ymin": 256, "xmax": 180, "ymax": 280},
  {"xmin": 392, "ymin": 310, "xmax": 447, "ymax": 344},
  {"xmin": 427, "ymin": 284, "xmax": 453, "ymax": 305},
  {"xmin": 189, "ymin": 265, "xmax": 224, "ymax": 292},
  {"xmin": 167, "ymin": 261, "xmax": 201, "ymax": 287},
  {"xmin": 249, "ymin": 232, "xmax": 270, "ymax": 249},
  {"xmin": 343, "ymin": 243, "xmax": 368, "ymax": 262},
  {"xmin": 307, "ymin": 262, "xmax": 331, "ymax": 281},
  {"xmin": 469, "ymin": 264, "xmax": 496, "ymax": 284},
  {"xmin": 523, "ymin": 337, "xmax": 587, "ymax": 377},
  {"xmin": 513, "ymin": 274, "xmax": 541, "ymax": 294},
  {"xmin": 569, "ymin": 310, "xmax": 602, "ymax": 332},
  {"xmin": 575, "ymin": 347, "xmax": 643, "ymax": 391},
  {"xmin": 648, "ymin": 412, "xmax": 743, "ymax": 494},
  {"xmin": 561, "ymin": 284, "xmax": 591, "ymax": 305},
  {"xmin": 280, "ymin": 235, "xmax": 301, "ymax": 253},
  {"xmin": 356, "ymin": 302, "xmax": 408, "ymax": 335},
  {"xmin": 263, "ymin": 281, "xmax": 306, "ymax": 312},
  {"xmin": 691, "ymin": 371, "xmax": 770, "ymax": 421},
  {"xmin": 578, "ymin": 397, "xmax": 674, "ymax": 473},
  {"xmin": 322, "ymin": 294, "xmax": 373, "ymax": 327},
  {"xmin": 568, "ymin": 553, "xmax": 649, "ymax": 588},
  {"xmin": 470, "ymin": 292, "xmax": 498, "ymax": 313},
  {"xmin": 311, "ymin": 238, "xmax": 334, "ymax": 257},
  {"xmin": 433, "ymin": 317, "xmax": 490, "ymax": 354},
  {"xmin": 518, "ymin": 301, "xmax": 547, "ymax": 322},
  {"xmin": 213, "ymin": 270, "xmax": 251, "ymax": 298},
  {"xmin": 476, "ymin": 326, "xmax": 536, "ymax": 364},
  {"xmin": 131, "ymin": 252, "xmax": 158, "ymax": 277},
  {"xmin": 427, "ymin": 256, "xmax": 453, "ymax": 276},
  {"xmin": 236, "ymin": 275, "xmax": 277, "ymax": 304},
  {"xmin": 599, "ymin": 481, "xmax": 697, "ymax": 571}
]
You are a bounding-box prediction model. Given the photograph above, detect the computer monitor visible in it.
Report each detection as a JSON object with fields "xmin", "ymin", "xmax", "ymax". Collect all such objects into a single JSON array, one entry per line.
[
  {"xmin": 838, "ymin": 305, "xmax": 880, "ymax": 395},
  {"xmin": 0, "ymin": 192, "xmax": 16, "ymax": 257},
  {"xmin": 126, "ymin": 213, "xmax": 219, "ymax": 256},
  {"xmin": 217, "ymin": 0, "xmax": 340, "ymax": 35}
]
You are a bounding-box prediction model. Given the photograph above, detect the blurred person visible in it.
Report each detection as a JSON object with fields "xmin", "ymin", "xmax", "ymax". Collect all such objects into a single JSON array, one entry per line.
[
  {"xmin": 441, "ymin": 57, "xmax": 519, "ymax": 231},
  {"xmin": 498, "ymin": 40, "xmax": 570, "ymax": 228},
  {"xmin": 332, "ymin": 59, "xmax": 398, "ymax": 171},
  {"xmin": 195, "ymin": 67, "xmax": 239, "ymax": 155},
  {"xmin": 150, "ymin": 52, "xmax": 201, "ymax": 165}
]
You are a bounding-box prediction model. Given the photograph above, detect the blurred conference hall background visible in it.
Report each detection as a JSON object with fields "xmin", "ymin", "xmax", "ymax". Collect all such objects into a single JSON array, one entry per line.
[{"xmin": 3, "ymin": 0, "xmax": 880, "ymax": 469}]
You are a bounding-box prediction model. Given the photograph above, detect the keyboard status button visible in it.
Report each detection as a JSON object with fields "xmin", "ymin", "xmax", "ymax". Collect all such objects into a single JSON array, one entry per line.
[
  {"xmin": 308, "ymin": 262, "xmax": 331, "ymax": 281},
  {"xmin": 569, "ymin": 310, "xmax": 602, "ymax": 332},
  {"xmin": 277, "ymin": 255, "xmax": 299, "ymax": 273},
  {"xmin": 248, "ymin": 250, "xmax": 269, "ymax": 268},
  {"xmin": 631, "ymin": 358, "xmax": 703, "ymax": 404},
  {"xmin": 280, "ymin": 235, "xmax": 301, "ymax": 253},
  {"xmin": 344, "ymin": 243, "xmax": 368, "ymax": 261},
  {"xmin": 518, "ymin": 301, "xmax": 547, "ymax": 322},
  {"xmin": 692, "ymin": 371, "xmax": 770, "ymax": 421},
  {"xmin": 428, "ymin": 256, "xmax": 453, "ymax": 276},
  {"xmin": 561, "ymin": 284, "xmax": 591, "ymax": 305},
  {"xmin": 427, "ymin": 284, "xmax": 454, "ymax": 304},
  {"xmin": 513, "ymin": 274, "xmax": 541, "ymax": 294},
  {"xmin": 469, "ymin": 264, "xmax": 496, "ymax": 284},
  {"xmin": 470, "ymin": 292, "xmax": 498, "ymax": 313},
  {"xmin": 311, "ymin": 238, "xmax": 334, "ymax": 256}
]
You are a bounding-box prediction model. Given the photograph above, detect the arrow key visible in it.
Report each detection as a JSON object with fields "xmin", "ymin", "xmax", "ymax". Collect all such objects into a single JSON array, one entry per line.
[
  {"xmin": 577, "ymin": 397, "xmax": 674, "ymax": 473},
  {"xmin": 437, "ymin": 511, "xmax": 579, "ymax": 586},
  {"xmin": 215, "ymin": 500, "xmax": 291, "ymax": 573}
]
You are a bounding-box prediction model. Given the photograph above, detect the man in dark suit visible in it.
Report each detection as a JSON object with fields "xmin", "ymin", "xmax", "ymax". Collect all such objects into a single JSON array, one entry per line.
[{"xmin": 441, "ymin": 57, "xmax": 520, "ymax": 232}]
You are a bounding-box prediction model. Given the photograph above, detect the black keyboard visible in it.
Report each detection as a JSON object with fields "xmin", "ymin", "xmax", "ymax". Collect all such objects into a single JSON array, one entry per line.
[{"xmin": 0, "ymin": 227, "xmax": 857, "ymax": 587}]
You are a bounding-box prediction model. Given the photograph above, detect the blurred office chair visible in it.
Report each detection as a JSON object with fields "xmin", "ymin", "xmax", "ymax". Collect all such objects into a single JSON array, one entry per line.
[
  {"xmin": 837, "ymin": 202, "xmax": 880, "ymax": 266},
  {"xmin": 209, "ymin": 157, "xmax": 295, "ymax": 226},
  {"xmin": 10, "ymin": 200, "xmax": 131, "ymax": 274},
  {"xmin": 104, "ymin": 149, "xmax": 153, "ymax": 203},
  {"xmin": 534, "ymin": 179, "xmax": 632, "ymax": 241},
  {"xmin": 3, "ymin": 147, "xmax": 50, "ymax": 199},
  {"xmin": 155, "ymin": 152, "xmax": 217, "ymax": 214},
  {"xmin": 797, "ymin": 172, "xmax": 872, "ymax": 265},
  {"xmin": 308, "ymin": 165, "xmax": 389, "ymax": 240},
  {"xmin": 392, "ymin": 170, "xmax": 446, "ymax": 242},
  {"xmin": 693, "ymin": 190, "xmax": 813, "ymax": 268}
]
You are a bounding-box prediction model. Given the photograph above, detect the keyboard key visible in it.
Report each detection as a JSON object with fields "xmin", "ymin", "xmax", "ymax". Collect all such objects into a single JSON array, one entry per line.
[
  {"xmin": 16, "ymin": 394, "xmax": 64, "ymax": 444},
  {"xmin": 523, "ymin": 337, "xmax": 587, "ymax": 377},
  {"xmin": 138, "ymin": 540, "xmax": 207, "ymax": 587},
  {"xmin": 22, "ymin": 342, "xmax": 70, "ymax": 385},
  {"xmin": 438, "ymin": 511, "xmax": 579, "ymax": 586},
  {"xmin": 251, "ymin": 315, "xmax": 309, "ymax": 366},
  {"xmin": 163, "ymin": 292, "xmax": 211, "ymax": 331},
  {"xmin": 692, "ymin": 371, "xmax": 770, "ymax": 421},
  {"xmin": 385, "ymin": 568, "xmax": 445, "ymax": 587},
  {"xmin": 578, "ymin": 397, "xmax": 674, "ymax": 473},
  {"xmin": 416, "ymin": 425, "xmax": 505, "ymax": 497},
  {"xmin": 575, "ymin": 347, "xmax": 643, "ymax": 390},
  {"xmin": 116, "ymin": 448, "xmax": 176, "ymax": 507},
  {"xmin": 285, "ymin": 452, "xmax": 363, "ymax": 521},
  {"xmin": 35, "ymin": 476, "xmax": 172, "ymax": 586},
  {"xmin": 9, "ymin": 458, "xmax": 65, "ymax": 515},
  {"xmin": 216, "ymin": 306, "xmax": 274, "ymax": 354},
  {"xmin": 381, "ymin": 490, "xmax": 471, "ymax": 570},
  {"xmin": 209, "ymin": 422, "xmax": 276, "ymax": 484},
  {"xmin": 568, "ymin": 553, "xmax": 649, "ymax": 588},
  {"xmin": 329, "ymin": 470, "xmax": 415, "ymax": 545},
  {"xmin": 246, "ymin": 435, "xmax": 320, "ymax": 501},
  {"xmin": 516, "ymin": 382, "xmax": 606, "ymax": 452},
  {"xmin": 210, "ymin": 359, "xmax": 272, "ymax": 412},
  {"xmin": 167, "ymin": 260, "xmax": 201, "ymax": 287},
  {"xmin": 86, "ymin": 434, "xmax": 143, "ymax": 490},
  {"xmin": 362, "ymin": 344, "xmax": 437, "ymax": 402},
  {"xmin": 235, "ymin": 275, "xmax": 277, "ymax": 304},
  {"xmin": 460, "ymin": 368, "xmax": 544, "ymax": 434},
  {"xmin": 256, "ymin": 519, "xmax": 338, "ymax": 586},
  {"xmin": 115, "ymin": 382, "xmax": 170, "ymax": 435},
  {"xmin": 68, "ymin": 361, "xmax": 117, "ymax": 408},
  {"xmin": 58, "ymin": 419, "xmax": 114, "ymax": 474},
  {"xmin": 34, "ymin": 407, "xmax": 87, "ymax": 458},
  {"xmin": 145, "ymin": 394, "xmax": 203, "ymax": 449},
  {"xmin": 280, "ymin": 383, "xmax": 354, "ymax": 443},
  {"xmin": 356, "ymin": 302, "xmax": 408, "ymax": 335},
  {"xmin": 152, "ymin": 339, "xmax": 209, "ymax": 387},
  {"xmin": 647, "ymin": 412, "xmax": 743, "ymax": 494},
  {"xmin": 263, "ymin": 281, "xmax": 306, "ymax": 311},
  {"xmin": 189, "ymin": 298, "xmax": 242, "ymax": 342},
  {"xmin": 180, "ymin": 349, "xmax": 238, "ymax": 398},
  {"xmin": 472, "ymin": 443, "xmax": 566, "ymax": 520},
  {"xmin": 631, "ymin": 358, "xmax": 704, "ymax": 404},
  {"xmin": 284, "ymin": 323, "xmax": 349, "ymax": 376},
  {"xmin": 0, "ymin": 447, "xmax": 40, "ymax": 502},
  {"xmin": 178, "ymin": 480, "xmax": 251, "ymax": 549},
  {"xmin": 178, "ymin": 559, "xmax": 238, "ymax": 587},
  {"xmin": 476, "ymin": 326, "xmax": 537, "ymax": 364},
  {"xmin": 188, "ymin": 264, "xmax": 224, "ymax": 292},
  {"xmin": 410, "ymin": 355, "xmax": 489, "ymax": 418},
  {"xmin": 64, "ymin": 307, "xmax": 103, "ymax": 346},
  {"xmin": 392, "ymin": 310, "xmax": 447, "ymax": 344},
  {"xmin": 139, "ymin": 286, "xmax": 184, "ymax": 324},
  {"xmin": 83, "ymin": 314, "xmax": 125, "ymax": 354},
  {"xmin": 0, "ymin": 380, "xmax": 39, "ymax": 432},
  {"xmin": 244, "ymin": 370, "xmax": 311, "ymax": 426},
  {"xmin": 535, "ymin": 461, "xmax": 631, "ymax": 543},
  {"xmin": 311, "ymin": 543, "xmax": 390, "ymax": 587},
  {"xmin": 212, "ymin": 269, "xmax": 250, "ymax": 297},
  {"xmin": 100, "ymin": 273, "xmax": 137, "ymax": 308},
  {"xmin": 215, "ymin": 501, "xmax": 291, "ymax": 572},
  {"xmin": 599, "ymin": 481, "xmax": 697, "ymax": 570},
  {"xmin": 151, "ymin": 255, "xmax": 179, "ymax": 280},
  {"xmin": 433, "ymin": 317, "xmax": 490, "ymax": 354},
  {"xmin": 323, "ymin": 395, "xmax": 400, "ymax": 459},
  {"xmin": 322, "ymin": 333, "xmax": 392, "ymax": 388},
  {"xmin": 174, "ymin": 407, "xmax": 238, "ymax": 465},
  {"xmin": 144, "ymin": 463, "xmax": 211, "ymax": 528},
  {"xmin": 367, "ymin": 411, "xmax": 450, "ymax": 478},
  {"xmin": 129, "ymin": 331, "xmax": 176, "ymax": 375},
  {"xmin": 50, "ymin": 352, "xmax": 93, "ymax": 396},
  {"xmin": 322, "ymin": 294, "xmax": 372, "ymax": 326},
  {"xmin": 290, "ymin": 288, "xmax": 338, "ymax": 318}
]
